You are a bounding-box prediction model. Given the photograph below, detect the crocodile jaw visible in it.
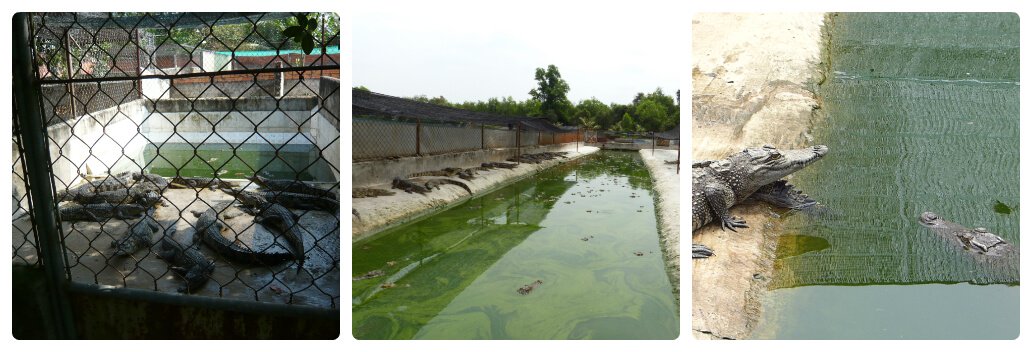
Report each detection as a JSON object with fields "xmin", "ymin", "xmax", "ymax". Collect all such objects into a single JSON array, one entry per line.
[{"xmin": 732, "ymin": 145, "xmax": 829, "ymax": 191}]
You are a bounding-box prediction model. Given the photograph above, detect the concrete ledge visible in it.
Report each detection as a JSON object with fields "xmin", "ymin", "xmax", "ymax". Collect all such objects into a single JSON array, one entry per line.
[
  {"xmin": 351, "ymin": 144, "xmax": 600, "ymax": 242},
  {"xmin": 639, "ymin": 149, "xmax": 681, "ymax": 307}
]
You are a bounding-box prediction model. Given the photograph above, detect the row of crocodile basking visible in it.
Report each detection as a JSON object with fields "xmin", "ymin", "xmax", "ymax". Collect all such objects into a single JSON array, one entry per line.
[
  {"xmin": 55, "ymin": 172, "xmax": 339, "ymax": 293},
  {"xmin": 351, "ymin": 151, "xmax": 570, "ymax": 199},
  {"xmin": 692, "ymin": 144, "xmax": 1017, "ymax": 261}
]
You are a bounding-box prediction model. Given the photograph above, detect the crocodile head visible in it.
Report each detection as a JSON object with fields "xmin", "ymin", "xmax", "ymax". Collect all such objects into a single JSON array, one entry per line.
[
  {"xmin": 722, "ymin": 144, "xmax": 829, "ymax": 193},
  {"xmin": 919, "ymin": 211, "xmax": 945, "ymax": 228}
]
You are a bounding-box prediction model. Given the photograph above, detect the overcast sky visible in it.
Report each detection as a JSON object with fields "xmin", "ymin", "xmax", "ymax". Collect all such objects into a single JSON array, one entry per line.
[{"xmin": 352, "ymin": 1, "xmax": 683, "ymax": 105}]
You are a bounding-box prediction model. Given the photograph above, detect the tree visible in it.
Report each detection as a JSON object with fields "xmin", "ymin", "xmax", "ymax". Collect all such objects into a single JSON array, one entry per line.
[
  {"xmin": 614, "ymin": 112, "xmax": 640, "ymax": 132},
  {"xmin": 353, "ymin": 86, "xmax": 370, "ymax": 91},
  {"xmin": 528, "ymin": 64, "xmax": 572, "ymax": 125},
  {"xmin": 573, "ymin": 98, "xmax": 611, "ymax": 130},
  {"xmin": 635, "ymin": 99, "xmax": 668, "ymax": 132}
]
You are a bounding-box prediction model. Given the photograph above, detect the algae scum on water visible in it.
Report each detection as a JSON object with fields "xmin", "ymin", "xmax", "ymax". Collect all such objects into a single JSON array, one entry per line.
[
  {"xmin": 754, "ymin": 13, "xmax": 1019, "ymax": 339},
  {"xmin": 352, "ymin": 151, "xmax": 678, "ymax": 339}
]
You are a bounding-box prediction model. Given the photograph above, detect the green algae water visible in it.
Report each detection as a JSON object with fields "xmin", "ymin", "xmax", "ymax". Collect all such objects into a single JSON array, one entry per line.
[
  {"xmin": 753, "ymin": 13, "xmax": 1019, "ymax": 339},
  {"xmin": 142, "ymin": 143, "xmax": 336, "ymax": 181},
  {"xmin": 352, "ymin": 151, "xmax": 678, "ymax": 339}
]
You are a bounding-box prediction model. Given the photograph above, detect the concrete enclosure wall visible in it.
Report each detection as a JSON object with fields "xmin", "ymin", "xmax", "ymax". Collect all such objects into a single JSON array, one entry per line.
[
  {"xmin": 25, "ymin": 93, "xmax": 340, "ymax": 192},
  {"xmin": 351, "ymin": 142, "xmax": 583, "ymax": 188}
]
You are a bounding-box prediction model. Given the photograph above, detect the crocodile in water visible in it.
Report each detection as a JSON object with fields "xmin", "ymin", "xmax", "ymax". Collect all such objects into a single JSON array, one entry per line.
[
  {"xmin": 517, "ymin": 280, "xmax": 543, "ymax": 295},
  {"xmin": 919, "ymin": 211, "xmax": 1017, "ymax": 258},
  {"xmin": 692, "ymin": 145, "xmax": 828, "ymax": 259}
]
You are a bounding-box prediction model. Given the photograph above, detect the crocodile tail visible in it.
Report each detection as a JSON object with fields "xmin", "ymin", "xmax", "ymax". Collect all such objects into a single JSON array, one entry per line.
[{"xmin": 442, "ymin": 179, "xmax": 473, "ymax": 195}]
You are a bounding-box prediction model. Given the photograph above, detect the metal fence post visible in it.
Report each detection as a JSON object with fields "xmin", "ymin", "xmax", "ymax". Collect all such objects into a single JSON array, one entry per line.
[
  {"xmin": 515, "ymin": 124, "xmax": 521, "ymax": 165},
  {"xmin": 652, "ymin": 133, "xmax": 656, "ymax": 155},
  {"xmin": 63, "ymin": 29, "xmax": 78, "ymax": 118},
  {"xmin": 416, "ymin": 118, "xmax": 422, "ymax": 156},
  {"xmin": 14, "ymin": 12, "xmax": 78, "ymax": 339},
  {"xmin": 481, "ymin": 123, "xmax": 485, "ymax": 150}
]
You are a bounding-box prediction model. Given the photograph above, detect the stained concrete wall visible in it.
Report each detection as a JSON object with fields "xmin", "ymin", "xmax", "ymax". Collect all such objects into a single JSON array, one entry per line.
[{"xmin": 352, "ymin": 142, "xmax": 584, "ymax": 188}]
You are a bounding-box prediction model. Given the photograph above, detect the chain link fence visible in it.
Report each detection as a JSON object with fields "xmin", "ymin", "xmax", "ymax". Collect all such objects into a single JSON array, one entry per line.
[{"xmin": 13, "ymin": 12, "xmax": 341, "ymax": 310}]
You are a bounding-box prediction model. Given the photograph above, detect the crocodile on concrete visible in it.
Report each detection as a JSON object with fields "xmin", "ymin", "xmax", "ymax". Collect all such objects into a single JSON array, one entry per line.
[
  {"xmin": 692, "ymin": 144, "xmax": 828, "ymax": 258},
  {"xmin": 111, "ymin": 210, "xmax": 160, "ymax": 257},
  {"xmin": 220, "ymin": 188, "xmax": 339, "ymax": 212},
  {"xmin": 254, "ymin": 202, "xmax": 307, "ymax": 271},
  {"xmin": 154, "ymin": 220, "xmax": 215, "ymax": 293},
  {"xmin": 190, "ymin": 206, "xmax": 295, "ymax": 266},
  {"xmin": 918, "ymin": 211, "xmax": 1018, "ymax": 258},
  {"xmin": 248, "ymin": 175, "xmax": 337, "ymax": 199},
  {"xmin": 391, "ymin": 177, "xmax": 430, "ymax": 194},
  {"xmin": 58, "ymin": 203, "xmax": 147, "ymax": 222},
  {"xmin": 422, "ymin": 177, "xmax": 473, "ymax": 195},
  {"xmin": 169, "ymin": 176, "xmax": 236, "ymax": 190}
]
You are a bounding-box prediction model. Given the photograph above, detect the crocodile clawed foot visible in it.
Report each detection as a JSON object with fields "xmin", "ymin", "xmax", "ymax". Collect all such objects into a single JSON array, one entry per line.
[
  {"xmin": 720, "ymin": 216, "xmax": 749, "ymax": 232},
  {"xmin": 692, "ymin": 244, "xmax": 715, "ymax": 259}
]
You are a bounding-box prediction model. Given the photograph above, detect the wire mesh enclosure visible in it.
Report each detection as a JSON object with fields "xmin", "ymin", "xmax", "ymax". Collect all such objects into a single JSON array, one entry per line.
[{"xmin": 12, "ymin": 12, "xmax": 341, "ymax": 310}]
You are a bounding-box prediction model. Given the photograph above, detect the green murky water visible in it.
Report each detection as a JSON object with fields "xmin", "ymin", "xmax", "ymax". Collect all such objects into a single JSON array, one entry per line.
[
  {"xmin": 754, "ymin": 13, "xmax": 1020, "ymax": 339},
  {"xmin": 352, "ymin": 151, "xmax": 678, "ymax": 339},
  {"xmin": 142, "ymin": 143, "xmax": 336, "ymax": 181}
]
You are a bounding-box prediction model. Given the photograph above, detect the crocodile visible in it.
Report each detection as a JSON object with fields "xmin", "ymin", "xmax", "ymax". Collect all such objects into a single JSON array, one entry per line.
[
  {"xmin": 190, "ymin": 207, "xmax": 294, "ymax": 266},
  {"xmin": 423, "ymin": 178, "xmax": 474, "ymax": 195},
  {"xmin": 352, "ymin": 187, "xmax": 396, "ymax": 198},
  {"xmin": 407, "ymin": 170, "xmax": 456, "ymax": 178},
  {"xmin": 68, "ymin": 188, "xmax": 163, "ymax": 207},
  {"xmin": 131, "ymin": 172, "xmax": 171, "ymax": 192},
  {"xmin": 58, "ymin": 203, "xmax": 147, "ymax": 222},
  {"xmin": 111, "ymin": 211, "xmax": 159, "ymax": 257},
  {"xmin": 516, "ymin": 279, "xmax": 543, "ymax": 295},
  {"xmin": 247, "ymin": 175, "xmax": 336, "ymax": 199},
  {"xmin": 57, "ymin": 175, "xmax": 133, "ymax": 202},
  {"xmin": 918, "ymin": 212, "xmax": 1017, "ymax": 257},
  {"xmin": 392, "ymin": 177, "xmax": 430, "ymax": 194},
  {"xmin": 169, "ymin": 176, "xmax": 235, "ymax": 189},
  {"xmin": 154, "ymin": 220, "xmax": 215, "ymax": 293},
  {"xmin": 254, "ymin": 202, "xmax": 306, "ymax": 271},
  {"xmin": 692, "ymin": 145, "xmax": 829, "ymax": 259},
  {"xmin": 220, "ymin": 188, "xmax": 339, "ymax": 212},
  {"xmin": 481, "ymin": 162, "xmax": 518, "ymax": 169}
]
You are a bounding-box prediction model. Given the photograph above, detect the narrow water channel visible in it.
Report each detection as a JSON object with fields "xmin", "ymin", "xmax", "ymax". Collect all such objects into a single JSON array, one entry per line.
[
  {"xmin": 352, "ymin": 151, "xmax": 678, "ymax": 339},
  {"xmin": 753, "ymin": 13, "xmax": 1019, "ymax": 339}
]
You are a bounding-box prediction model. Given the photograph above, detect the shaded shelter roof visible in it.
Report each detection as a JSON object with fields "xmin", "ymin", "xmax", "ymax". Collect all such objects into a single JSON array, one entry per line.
[
  {"xmin": 353, "ymin": 89, "xmax": 566, "ymax": 133},
  {"xmin": 654, "ymin": 125, "xmax": 680, "ymax": 140}
]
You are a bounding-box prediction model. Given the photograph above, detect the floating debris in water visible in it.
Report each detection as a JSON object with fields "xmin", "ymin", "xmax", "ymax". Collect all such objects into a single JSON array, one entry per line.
[
  {"xmin": 208, "ymin": 157, "xmax": 219, "ymax": 163},
  {"xmin": 633, "ymin": 251, "xmax": 644, "ymax": 256},
  {"xmin": 380, "ymin": 282, "xmax": 396, "ymax": 289},
  {"xmin": 353, "ymin": 269, "xmax": 385, "ymax": 281},
  {"xmin": 994, "ymin": 200, "xmax": 1015, "ymax": 214},
  {"xmin": 386, "ymin": 261, "xmax": 397, "ymax": 267}
]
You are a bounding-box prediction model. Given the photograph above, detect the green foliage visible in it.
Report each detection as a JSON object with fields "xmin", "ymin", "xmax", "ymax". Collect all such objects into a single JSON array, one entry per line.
[
  {"xmin": 573, "ymin": 98, "xmax": 611, "ymax": 129},
  {"xmin": 614, "ymin": 112, "xmax": 641, "ymax": 132},
  {"xmin": 282, "ymin": 12, "xmax": 319, "ymax": 54},
  {"xmin": 635, "ymin": 99, "xmax": 668, "ymax": 132},
  {"xmin": 528, "ymin": 64, "xmax": 572, "ymax": 125},
  {"xmin": 354, "ymin": 86, "xmax": 370, "ymax": 91}
]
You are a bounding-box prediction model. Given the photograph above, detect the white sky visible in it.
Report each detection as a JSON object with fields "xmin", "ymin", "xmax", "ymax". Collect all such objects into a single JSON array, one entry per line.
[{"xmin": 353, "ymin": 0, "xmax": 684, "ymax": 105}]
